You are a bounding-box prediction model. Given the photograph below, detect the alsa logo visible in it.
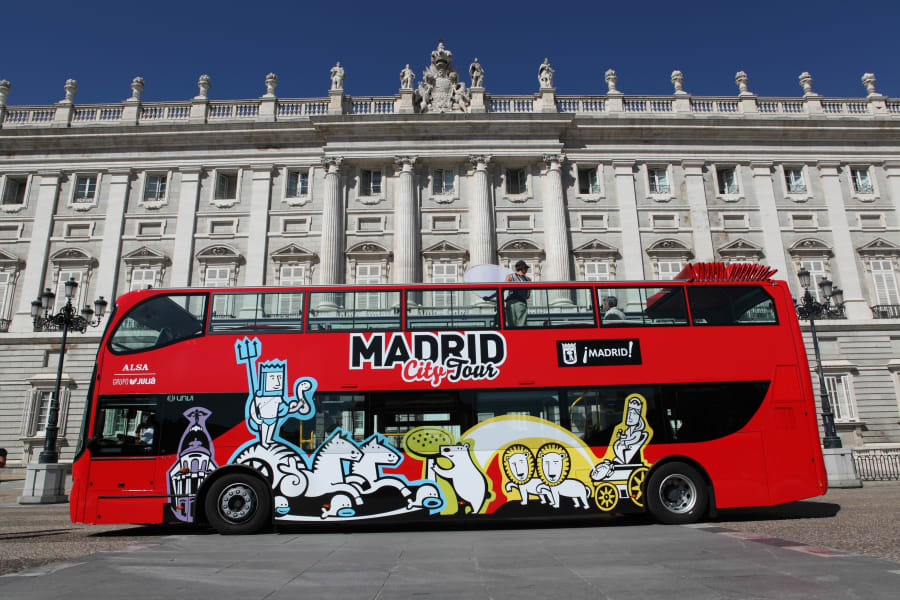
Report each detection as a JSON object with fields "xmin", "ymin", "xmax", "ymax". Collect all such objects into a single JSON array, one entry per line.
[
  {"xmin": 350, "ymin": 331, "xmax": 506, "ymax": 387},
  {"xmin": 112, "ymin": 376, "xmax": 157, "ymax": 386},
  {"xmin": 120, "ymin": 363, "xmax": 149, "ymax": 372}
]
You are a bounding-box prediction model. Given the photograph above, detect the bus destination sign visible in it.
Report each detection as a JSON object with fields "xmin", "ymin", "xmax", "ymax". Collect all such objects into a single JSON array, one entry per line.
[{"xmin": 557, "ymin": 338, "xmax": 642, "ymax": 367}]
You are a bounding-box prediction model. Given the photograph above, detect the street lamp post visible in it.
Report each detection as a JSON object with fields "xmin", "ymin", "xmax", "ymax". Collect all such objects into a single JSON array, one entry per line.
[
  {"xmin": 795, "ymin": 268, "xmax": 844, "ymax": 449},
  {"xmin": 29, "ymin": 278, "xmax": 107, "ymax": 465}
]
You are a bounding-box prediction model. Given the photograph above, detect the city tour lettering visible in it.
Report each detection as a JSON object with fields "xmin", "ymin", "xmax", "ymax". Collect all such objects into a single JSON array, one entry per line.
[{"xmin": 350, "ymin": 331, "xmax": 507, "ymax": 387}]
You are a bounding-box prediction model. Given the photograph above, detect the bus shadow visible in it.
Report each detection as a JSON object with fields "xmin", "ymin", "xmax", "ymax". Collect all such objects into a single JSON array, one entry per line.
[
  {"xmin": 88, "ymin": 524, "xmax": 216, "ymax": 538},
  {"xmin": 714, "ymin": 500, "xmax": 840, "ymax": 523}
]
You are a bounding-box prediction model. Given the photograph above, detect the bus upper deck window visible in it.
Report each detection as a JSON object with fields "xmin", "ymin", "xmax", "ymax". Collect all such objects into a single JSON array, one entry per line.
[
  {"xmin": 687, "ymin": 286, "xmax": 778, "ymax": 326},
  {"xmin": 109, "ymin": 294, "xmax": 206, "ymax": 353}
]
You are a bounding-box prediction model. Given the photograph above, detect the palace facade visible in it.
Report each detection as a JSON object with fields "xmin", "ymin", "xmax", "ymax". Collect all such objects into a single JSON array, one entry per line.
[{"xmin": 1, "ymin": 44, "xmax": 899, "ymax": 468}]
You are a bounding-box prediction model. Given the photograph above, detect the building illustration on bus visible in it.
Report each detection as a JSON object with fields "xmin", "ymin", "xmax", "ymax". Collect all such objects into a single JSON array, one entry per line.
[{"xmin": 69, "ymin": 262, "xmax": 827, "ymax": 533}]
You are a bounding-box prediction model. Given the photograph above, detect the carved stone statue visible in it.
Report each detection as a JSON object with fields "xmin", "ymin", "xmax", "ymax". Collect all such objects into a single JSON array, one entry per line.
[
  {"xmin": 196, "ymin": 75, "xmax": 211, "ymax": 100},
  {"xmin": 400, "ymin": 64, "xmax": 415, "ymax": 90},
  {"xmin": 414, "ymin": 42, "xmax": 470, "ymax": 113},
  {"xmin": 264, "ymin": 72, "xmax": 278, "ymax": 97},
  {"xmin": 0, "ymin": 80, "xmax": 10, "ymax": 108},
  {"xmin": 798, "ymin": 72, "xmax": 816, "ymax": 96},
  {"xmin": 605, "ymin": 69, "xmax": 618, "ymax": 94},
  {"xmin": 469, "ymin": 58, "xmax": 484, "ymax": 88},
  {"xmin": 735, "ymin": 71, "xmax": 750, "ymax": 95},
  {"xmin": 62, "ymin": 79, "xmax": 79, "ymax": 103},
  {"xmin": 671, "ymin": 70, "xmax": 685, "ymax": 94},
  {"xmin": 330, "ymin": 62, "xmax": 345, "ymax": 91},
  {"xmin": 861, "ymin": 72, "xmax": 878, "ymax": 96},
  {"xmin": 130, "ymin": 77, "xmax": 145, "ymax": 101},
  {"xmin": 538, "ymin": 58, "xmax": 554, "ymax": 89}
]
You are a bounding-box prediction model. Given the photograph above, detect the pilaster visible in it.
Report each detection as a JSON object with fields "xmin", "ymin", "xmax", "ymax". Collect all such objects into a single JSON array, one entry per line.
[
  {"xmin": 884, "ymin": 161, "xmax": 900, "ymax": 226},
  {"xmin": 682, "ymin": 161, "xmax": 714, "ymax": 261},
  {"xmin": 393, "ymin": 157, "xmax": 418, "ymax": 283},
  {"xmin": 319, "ymin": 157, "xmax": 344, "ymax": 284},
  {"xmin": 170, "ymin": 168, "xmax": 202, "ymax": 286},
  {"xmin": 245, "ymin": 166, "xmax": 273, "ymax": 285},
  {"xmin": 750, "ymin": 162, "xmax": 790, "ymax": 279},
  {"xmin": 468, "ymin": 155, "xmax": 496, "ymax": 266},
  {"xmin": 613, "ymin": 161, "xmax": 644, "ymax": 279},
  {"xmin": 13, "ymin": 172, "xmax": 60, "ymax": 331},
  {"xmin": 94, "ymin": 170, "xmax": 131, "ymax": 302},
  {"xmin": 817, "ymin": 162, "xmax": 869, "ymax": 319},
  {"xmin": 542, "ymin": 154, "xmax": 572, "ymax": 282}
]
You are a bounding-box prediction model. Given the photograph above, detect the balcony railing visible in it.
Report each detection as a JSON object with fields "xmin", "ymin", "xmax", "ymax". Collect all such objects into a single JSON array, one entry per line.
[
  {"xmin": 871, "ymin": 305, "xmax": 900, "ymax": 319},
  {"xmin": 853, "ymin": 448, "xmax": 900, "ymax": 481}
]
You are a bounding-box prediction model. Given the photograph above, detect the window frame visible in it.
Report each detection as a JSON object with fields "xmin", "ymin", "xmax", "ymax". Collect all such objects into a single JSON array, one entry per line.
[
  {"xmin": 68, "ymin": 172, "xmax": 102, "ymax": 211},
  {"xmin": 210, "ymin": 168, "xmax": 241, "ymax": 208},
  {"xmin": 139, "ymin": 170, "xmax": 172, "ymax": 209},
  {"xmin": 283, "ymin": 166, "xmax": 312, "ymax": 206},
  {"xmin": 781, "ymin": 165, "xmax": 811, "ymax": 201},
  {"xmin": 849, "ymin": 165, "xmax": 878, "ymax": 200},
  {"xmin": 0, "ymin": 173, "xmax": 31, "ymax": 212},
  {"xmin": 822, "ymin": 372, "xmax": 858, "ymax": 423},
  {"xmin": 713, "ymin": 165, "xmax": 743, "ymax": 200},
  {"xmin": 503, "ymin": 167, "xmax": 532, "ymax": 201},
  {"xmin": 644, "ymin": 165, "xmax": 674, "ymax": 201},
  {"xmin": 576, "ymin": 164, "xmax": 604, "ymax": 199}
]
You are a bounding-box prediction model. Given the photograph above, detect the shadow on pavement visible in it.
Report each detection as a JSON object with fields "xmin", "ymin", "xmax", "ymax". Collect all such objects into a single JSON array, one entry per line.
[{"xmin": 715, "ymin": 500, "xmax": 840, "ymax": 522}]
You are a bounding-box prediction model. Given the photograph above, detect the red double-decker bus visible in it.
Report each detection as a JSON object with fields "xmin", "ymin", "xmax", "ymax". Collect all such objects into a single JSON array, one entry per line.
[{"xmin": 70, "ymin": 263, "xmax": 826, "ymax": 533}]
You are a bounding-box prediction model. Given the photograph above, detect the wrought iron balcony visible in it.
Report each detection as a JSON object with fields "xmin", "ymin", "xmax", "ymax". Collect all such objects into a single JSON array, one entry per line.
[{"xmin": 871, "ymin": 305, "xmax": 900, "ymax": 319}]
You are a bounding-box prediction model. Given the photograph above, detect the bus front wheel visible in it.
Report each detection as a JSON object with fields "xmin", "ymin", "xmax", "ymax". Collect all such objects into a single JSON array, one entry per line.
[
  {"xmin": 204, "ymin": 473, "xmax": 271, "ymax": 535},
  {"xmin": 646, "ymin": 462, "xmax": 708, "ymax": 525}
]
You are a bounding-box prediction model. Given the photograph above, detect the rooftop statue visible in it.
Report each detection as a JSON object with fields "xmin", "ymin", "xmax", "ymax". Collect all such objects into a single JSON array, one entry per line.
[
  {"xmin": 400, "ymin": 64, "xmax": 415, "ymax": 90},
  {"xmin": 415, "ymin": 41, "xmax": 470, "ymax": 113},
  {"xmin": 330, "ymin": 62, "xmax": 345, "ymax": 91},
  {"xmin": 469, "ymin": 58, "xmax": 484, "ymax": 88},
  {"xmin": 538, "ymin": 58, "xmax": 554, "ymax": 89}
]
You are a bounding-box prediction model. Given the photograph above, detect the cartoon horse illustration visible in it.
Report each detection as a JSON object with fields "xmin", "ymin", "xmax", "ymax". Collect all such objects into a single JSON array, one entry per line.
[
  {"xmin": 233, "ymin": 442, "xmax": 308, "ymax": 498},
  {"xmin": 304, "ymin": 431, "xmax": 365, "ymax": 505},
  {"xmin": 345, "ymin": 435, "xmax": 412, "ymax": 499}
]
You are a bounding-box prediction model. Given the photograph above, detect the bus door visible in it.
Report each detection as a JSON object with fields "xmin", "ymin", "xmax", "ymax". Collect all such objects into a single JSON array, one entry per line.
[
  {"xmin": 85, "ymin": 397, "xmax": 161, "ymax": 522},
  {"xmin": 369, "ymin": 390, "xmax": 474, "ymax": 450}
]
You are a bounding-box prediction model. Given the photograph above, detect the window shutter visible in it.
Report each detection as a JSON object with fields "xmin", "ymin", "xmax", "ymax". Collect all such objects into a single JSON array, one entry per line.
[{"xmin": 871, "ymin": 260, "xmax": 900, "ymax": 305}]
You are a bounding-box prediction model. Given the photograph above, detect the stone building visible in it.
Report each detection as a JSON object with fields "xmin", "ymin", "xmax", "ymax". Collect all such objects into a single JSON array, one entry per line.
[{"xmin": 0, "ymin": 44, "xmax": 899, "ymax": 469}]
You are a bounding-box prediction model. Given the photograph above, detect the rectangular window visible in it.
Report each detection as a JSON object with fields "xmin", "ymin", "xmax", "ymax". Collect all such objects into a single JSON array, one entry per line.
[
  {"xmin": 717, "ymin": 167, "xmax": 738, "ymax": 195},
  {"xmin": 502, "ymin": 287, "xmax": 596, "ymax": 328},
  {"xmin": 280, "ymin": 265, "xmax": 306, "ymax": 287},
  {"xmin": 74, "ymin": 175, "xmax": 97, "ymax": 202},
  {"xmin": 799, "ymin": 260, "xmax": 826, "ymax": 302},
  {"xmin": 92, "ymin": 399, "xmax": 158, "ymax": 456},
  {"xmin": 130, "ymin": 269, "xmax": 157, "ymax": 292},
  {"xmin": 35, "ymin": 391, "xmax": 54, "ymax": 434},
  {"xmin": 597, "ymin": 286, "xmax": 688, "ymax": 326},
  {"xmin": 824, "ymin": 374, "xmax": 857, "ymax": 422},
  {"xmin": 430, "ymin": 263, "xmax": 459, "ymax": 308},
  {"xmin": 871, "ymin": 260, "xmax": 900, "ymax": 305},
  {"xmin": 407, "ymin": 287, "xmax": 500, "ymax": 330},
  {"xmin": 784, "ymin": 168, "xmax": 806, "ymax": 194},
  {"xmin": 578, "ymin": 167, "xmax": 600, "ymax": 195},
  {"xmin": 355, "ymin": 263, "xmax": 384, "ymax": 313},
  {"xmin": 215, "ymin": 172, "xmax": 238, "ymax": 200},
  {"xmin": 432, "ymin": 169, "xmax": 454, "ymax": 194},
  {"xmin": 506, "ymin": 168, "xmax": 527, "ymax": 195},
  {"xmin": 137, "ymin": 221, "xmax": 163, "ymax": 237},
  {"xmin": 286, "ymin": 171, "xmax": 309, "ymax": 198},
  {"xmin": 0, "ymin": 271, "xmax": 9, "ymax": 319},
  {"xmin": 688, "ymin": 285, "xmax": 777, "ymax": 325},
  {"xmin": 584, "ymin": 262, "xmax": 610, "ymax": 281},
  {"xmin": 657, "ymin": 262, "xmax": 682, "ymax": 280},
  {"xmin": 308, "ymin": 289, "xmax": 401, "ymax": 332},
  {"xmin": 851, "ymin": 168, "xmax": 873, "ymax": 194},
  {"xmin": 361, "ymin": 170, "xmax": 382, "ymax": 196},
  {"xmin": 206, "ymin": 267, "xmax": 232, "ymax": 316},
  {"xmin": 2, "ymin": 176, "xmax": 27, "ymax": 205},
  {"xmin": 144, "ymin": 174, "xmax": 167, "ymax": 202},
  {"xmin": 54, "ymin": 270, "xmax": 84, "ymax": 313},
  {"xmin": 648, "ymin": 168, "xmax": 670, "ymax": 194},
  {"xmin": 209, "ymin": 291, "xmax": 304, "ymax": 333}
]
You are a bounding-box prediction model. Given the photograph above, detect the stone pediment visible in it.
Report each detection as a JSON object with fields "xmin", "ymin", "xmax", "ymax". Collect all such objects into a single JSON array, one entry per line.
[
  {"xmin": 857, "ymin": 237, "xmax": 900, "ymax": 256},
  {"xmin": 50, "ymin": 247, "xmax": 95, "ymax": 267},
  {"xmin": 122, "ymin": 246, "xmax": 168, "ymax": 266},
  {"xmin": 197, "ymin": 244, "xmax": 243, "ymax": 264},
  {"xmin": 789, "ymin": 238, "xmax": 833, "ymax": 257},
  {"xmin": 646, "ymin": 238, "xmax": 693, "ymax": 258},
  {"xmin": 572, "ymin": 239, "xmax": 619, "ymax": 259},
  {"xmin": 271, "ymin": 243, "xmax": 317, "ymax": 263},
  {"xmin": 0, "ymin": 248, "xmax": 22, "ymax": 268},
  {"xmin": 718, "ymin": 238, "xmax": 763, "ymax": 258},
  {"xmin": 422, "ymin": 240, "xmax": 468, "ymax": 260},
  {"xmin": 346, "ymin": 242, "xmax": 392, "ymax": 260}
]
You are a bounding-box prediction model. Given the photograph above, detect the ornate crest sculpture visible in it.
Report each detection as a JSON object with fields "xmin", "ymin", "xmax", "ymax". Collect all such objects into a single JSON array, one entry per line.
[{"xmin": 415, "ymin": 42, "xmax": 470, "ymax": 113}]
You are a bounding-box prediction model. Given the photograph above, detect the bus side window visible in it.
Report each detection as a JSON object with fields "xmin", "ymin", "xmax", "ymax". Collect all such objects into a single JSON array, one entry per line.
[
  {"xmin": 109, "ymin": 294, "xmax": 206, "ymax": 353},
  {"xmin": 92, "ymin": 400, "xmax": 158, "ymax": 456},
  {"xmin": 687, "ymin": 286, "xmax": 778, "ymax": 326}
]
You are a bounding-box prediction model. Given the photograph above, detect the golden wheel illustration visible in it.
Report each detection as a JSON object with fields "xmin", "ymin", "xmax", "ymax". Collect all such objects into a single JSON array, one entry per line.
[
  {"xmin": 594, "ymin": 482, "xmax": 618, "ymax": 511},
  {"xmin": 628, "ymin": 467, "xmax": 649, "ymax": 507}
]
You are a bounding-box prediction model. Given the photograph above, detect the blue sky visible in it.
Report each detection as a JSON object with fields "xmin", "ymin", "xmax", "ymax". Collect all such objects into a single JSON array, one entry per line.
[{"xmin": 3, "ymin": 0, "xmax": 898, "ymax": 106}]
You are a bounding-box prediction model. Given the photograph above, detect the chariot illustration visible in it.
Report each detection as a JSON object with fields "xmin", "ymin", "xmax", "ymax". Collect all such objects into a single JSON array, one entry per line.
[{"xmin": 589, "ymin": 393, "xmax": 652, "ymax": 511}]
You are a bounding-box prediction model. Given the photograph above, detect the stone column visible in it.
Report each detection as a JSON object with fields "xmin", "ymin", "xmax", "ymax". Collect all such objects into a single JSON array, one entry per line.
[
  {"xmin": 542, "ymin": 154, "xmax": 572, "ymax": 282},
  {"xmin": 885, "ymin": 162, "xmax": 900, "ymax": 225},
  {"xmin": 818, "ymin": 162, "xmax": 869, "ymax": 319},
  {"xmin": 613, "ymin": 161, "xmax": 644, "ymax": 280},
  {"xmin": 750, "ymin": 162, "xmax": 790, "ymax": 279},
  {"xmin": 393, "ymin": 157, "xmax": 418, "ymax": 283},
  {"xmin": 468, "ymin": 155, "xmax": 496, "ymax": 266},
  {"xmin": 682, "ymin": 161, "xmax": 714, "ymax": 262},
  {"xmin": 170, "ymin": 168, "xmax": 202, "ymax": 286},
  {"xmin": 319, "ymin": 157, "xmax": 344, "ymax": 284},
  {"xmin": 13, "ymin": 172, "xmax": 60, "ymax": 331},
  {"xmin": 245, "ymin": 166, "xmax": 273, "ymax": 285},
  {"xmin": 94, "ymin": 170, "xmax": 131, "ymax": 301}
]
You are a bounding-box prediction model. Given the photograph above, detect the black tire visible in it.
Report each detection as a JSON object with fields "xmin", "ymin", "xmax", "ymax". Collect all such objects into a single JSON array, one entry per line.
[
  {"xmin": 204, "ymin": 473, "xmax": 271, "ymax": 535},
  {"xmin": 646, "ymin": 462, "xmax": 708, "ymax": 525}
]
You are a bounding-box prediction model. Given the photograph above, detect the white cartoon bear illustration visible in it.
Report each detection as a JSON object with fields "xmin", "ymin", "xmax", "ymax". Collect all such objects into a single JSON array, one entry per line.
[{"xmin": 430, "ymin": 442, "xmax": 488, "ymax": 514}]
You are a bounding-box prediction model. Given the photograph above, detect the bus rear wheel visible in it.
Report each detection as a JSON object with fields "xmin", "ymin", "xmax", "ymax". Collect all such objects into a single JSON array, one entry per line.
[
  {"xmin": 646, "ymin": 462, "xmax": 708, "ymax": 525},
  {"xmin": 204, "ymin": 473, "xmax": 271, "ymax": 535}
]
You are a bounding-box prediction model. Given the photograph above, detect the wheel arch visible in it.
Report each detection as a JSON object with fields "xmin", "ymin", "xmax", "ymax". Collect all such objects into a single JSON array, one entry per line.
[
  {"xmin": 647, "ymin": 455, "xmax": 717, "ymax": 518},
  {"xmin": 195, "ymin": 464, "xmax": 273, "ymax": 526}
]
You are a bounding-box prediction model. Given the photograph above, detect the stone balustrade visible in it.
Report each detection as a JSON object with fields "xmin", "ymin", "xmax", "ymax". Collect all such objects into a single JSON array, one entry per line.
[{"xmin": 0, "ymin": 91, "xmax": 897, "ymax": 128}]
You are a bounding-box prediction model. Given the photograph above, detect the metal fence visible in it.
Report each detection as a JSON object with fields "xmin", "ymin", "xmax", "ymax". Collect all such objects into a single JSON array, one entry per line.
[{"xmin": 852, "ymin": 449, "xmax": 900, "ymax": 481}]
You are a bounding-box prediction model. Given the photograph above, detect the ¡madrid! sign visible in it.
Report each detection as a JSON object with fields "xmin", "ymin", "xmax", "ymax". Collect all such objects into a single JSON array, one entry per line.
[
  {"xmin": 556, "ymin": 339, "xmax": 642, "ymax": 367},
  {"xmin": 349, "ymin": 331, "xmax": 507, "ymax": 387}
]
